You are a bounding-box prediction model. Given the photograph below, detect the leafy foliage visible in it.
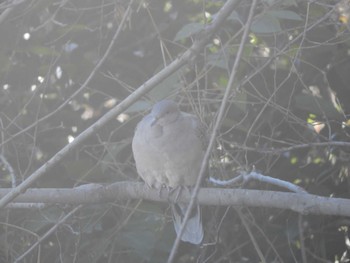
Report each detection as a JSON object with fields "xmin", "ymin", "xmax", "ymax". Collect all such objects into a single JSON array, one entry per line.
[{"xmin": 1, "ymin": 0, "xmax": 350, "ymax": 262}]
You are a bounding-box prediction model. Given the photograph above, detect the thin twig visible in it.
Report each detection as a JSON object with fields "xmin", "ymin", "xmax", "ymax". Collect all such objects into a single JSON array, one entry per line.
[
  {"xmin": 235, "ymin": 141, "xmax": 350, "ymax": 154},
  {"xmin": 14, "ymin": 205, "xmax": 82, "ymax": 263},
  {"xmin": 0, "ymin": 0, "xmax": 26, "ymax": 24},
  {"xmin": 0, "ymin": 0, "xmax": 133, "ymax": 150},
  {"xmin": 238, "ymin": 210, "xmax": 266, "ymax": 263},
  {"xmin": 237, "ymin": 9, "xmax": 335, "ymax": 146},
  {"xmin": 0, "ymin": 0, "xmax": 136, "ymax": 208},
  {"xmin": 0, "ymin": 118, "xmax": 18, "ymax": 187},
  {"xmin": 0, "ymin": 0, "xmax": 246, "ymax": 209},
  {"xmin": 168, "ymin": 1, "xmax": 257, "ymax": 261},
  {"xmin": 4, "ymin": 202, "xmax": 47, "ymax": 209},
  {"xmin": 209, "ymin": 171, "xmax": 308, "ymax": 194},
  {"xmin": 299, "ymin": 214, "xmax": 307, "ymax": 263}
]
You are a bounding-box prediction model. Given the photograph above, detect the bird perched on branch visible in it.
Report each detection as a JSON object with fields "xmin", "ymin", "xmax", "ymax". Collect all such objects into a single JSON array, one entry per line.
[{"xmin": 132, "ymin": 100, "xmax": 206, "ymax": 244}]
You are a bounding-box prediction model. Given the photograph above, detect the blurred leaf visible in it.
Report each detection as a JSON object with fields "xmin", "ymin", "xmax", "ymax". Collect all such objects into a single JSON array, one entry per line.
[
  {"xmin": 281, "ymin": 0, "xmax": 298, "ymax": 6},
  {"xmin": 295, "ymin": 93, "xmax": 343, "ymax": 120},
  {"xmin": 58, "ymin": 24, "xmax": 89, "ymax": 34},
  {"xmin": 263, "ymin": 0, "xmax": 298, "ymax": 6},
  {"xmin": 227, "ymin": 11, "xmax": 242, "ymax": 23},
  {"xmin": 29, "ymin": 46, "xmax": 60, "ymax": 56},
  {"xmin": 117, "ymin": 202, "xmax": 172, "ymax": 262},
  {"xmin": 309, "ymin": 3, "xmax": 329, "ymax": 18},
  {"xmin": 174, "ymin": 22, "xmax": 205, "ymax": 41},
  {"xmin": 233, "ymin": 90, "xmax": 248, "ymax": 112},
  {"xmin": 267, "ymin": 10, "xmax": 303, "ymax": 21},
  {"xmin": 251, "ymin": 14, "xmax": 282, "ymax": 33}
]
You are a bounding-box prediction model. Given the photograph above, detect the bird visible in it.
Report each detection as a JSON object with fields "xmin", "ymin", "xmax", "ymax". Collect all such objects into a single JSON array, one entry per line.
[{"xmin": 132, "ymin": 100, "xmax": 206, "ymax": 244}]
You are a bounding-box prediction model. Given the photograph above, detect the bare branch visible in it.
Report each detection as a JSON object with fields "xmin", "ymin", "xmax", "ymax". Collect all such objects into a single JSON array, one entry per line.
[
  {"xmin": 0, "ymin": 0, "xmax": 246, "ymax": 209},
  {"xmin": 169, "ymin": 0, "xmax": 256, "ymax": 261},
  {"xmin": 1, "ymin": 182, "xmax": 349, "ymax": 217},
  {"xmin": 210, "ymin": 171, "xmax": 308, "ymax": 194},
  {"xmin": 235, "ymin": 141, "xmax": 350, "ymax": 154},
  {"xmin": 0, "ymin": 0, "xmax": 134, "ymax": 149},
  {"xmin": 0, "ymin": 0, "xmax": 26, "ymax": 24},
  {"xmin": 14, "ymin": 205, "xmax": 82, "ymax": 263}
]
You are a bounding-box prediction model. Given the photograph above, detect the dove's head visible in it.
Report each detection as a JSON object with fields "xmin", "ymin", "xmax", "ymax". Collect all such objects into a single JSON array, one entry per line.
[{"xmin": 150, "ymin": 100, "xmax": 180, "ymax": 126}]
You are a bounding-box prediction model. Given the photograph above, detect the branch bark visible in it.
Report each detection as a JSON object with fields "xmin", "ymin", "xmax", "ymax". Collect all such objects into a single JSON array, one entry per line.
[
  {"xmin": 0, "ymin": 0, "xmax": 243, "ymax": 209},
  {"xmin": 1, "ymin": 182, "xmax": 350, "ymax": 218}
]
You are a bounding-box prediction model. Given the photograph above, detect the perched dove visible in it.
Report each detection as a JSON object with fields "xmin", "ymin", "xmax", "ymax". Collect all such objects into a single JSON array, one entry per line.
[{"xmin": 132, "ymin": 100, "xmax": 206, "ymax": 244}]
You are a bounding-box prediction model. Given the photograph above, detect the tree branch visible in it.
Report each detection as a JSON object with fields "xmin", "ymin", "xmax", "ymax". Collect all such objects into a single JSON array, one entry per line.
[
  {"xmin": 14, "ymin": 205, "xmax": 82, "ymax": 263},
  {"xmin": 169, "ymin": 0, "xmax": 254, "ymax": 260},
  {"xmin": 1, "ymin": 182, "xmax": 350, "ymax": 217},
  {"xmin": 0, "ymin": 0, "xmax": 244, "ymax": 209},
  {"xmin": 210, "ymin": 171, "xmax": 308, "ymax": 194}
]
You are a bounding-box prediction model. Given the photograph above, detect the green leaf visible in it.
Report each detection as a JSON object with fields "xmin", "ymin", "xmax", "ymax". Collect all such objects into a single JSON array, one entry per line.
[
  {"xmin": 174, "ymin": 22, "xmax": 205, "ymax": 41},
  {"xmin": 29, "ymin": 46, "xmax": 60, "ymax": 56},
  {"xmin": 227, "ymin": 11, "xmax": 242, "ymax": 23},
  {"xmin": 251, "ymin": 14, "xmax": 282, "ymax": 33},
  {"xmin": 117, "ymin": 202, "xmax": 172, "ymax": 261},
  {"xmin": 263, "ymin": 0, "xmax": 298, "ymax": 7},
  {"xmin": 294, "ymin": 93, "xmax": 343, "ymax": 120},
  {"xmin": 268, "ymin": 10, "xmax": 303, "ymax": 21}
]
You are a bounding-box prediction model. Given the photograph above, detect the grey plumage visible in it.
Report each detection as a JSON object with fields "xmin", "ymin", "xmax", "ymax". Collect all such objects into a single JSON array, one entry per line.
[{"xmin": 132, "ymin": 100, "xmax": 205, "ymax": 244}]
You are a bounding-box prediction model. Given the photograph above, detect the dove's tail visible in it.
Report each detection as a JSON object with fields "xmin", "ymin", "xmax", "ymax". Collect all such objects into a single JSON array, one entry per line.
[{"xmin": 171, "ymin": 203, "xmax": 203, "ymax": 244}]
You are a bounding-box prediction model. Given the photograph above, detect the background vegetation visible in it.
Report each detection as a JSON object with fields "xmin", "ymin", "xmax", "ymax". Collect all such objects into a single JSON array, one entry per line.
[{"xmin": 1, "ymin": 0, "xmax": 350, "ymax": 262}]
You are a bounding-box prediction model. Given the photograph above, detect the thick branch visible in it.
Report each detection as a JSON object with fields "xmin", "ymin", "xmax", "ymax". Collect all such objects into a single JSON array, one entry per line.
[
  {"xmin": 1, "ymin": 182, "xmax": 350, "ymax": 217},
  {"xmin": 0, "ymin": 0, "xmax": 242, "ymax": 209}
]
